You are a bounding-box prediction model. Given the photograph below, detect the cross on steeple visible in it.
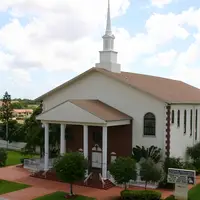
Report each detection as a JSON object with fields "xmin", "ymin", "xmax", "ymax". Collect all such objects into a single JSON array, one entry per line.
[{"xmin": 95, "ymin": 0, "xmax": 121, "ymax": 73}]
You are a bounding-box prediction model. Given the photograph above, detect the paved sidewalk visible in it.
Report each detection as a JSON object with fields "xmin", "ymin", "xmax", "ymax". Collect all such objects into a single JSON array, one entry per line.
[{"xmin": 0, "ymin": 166, "xmax": 199, "ymax": 200}]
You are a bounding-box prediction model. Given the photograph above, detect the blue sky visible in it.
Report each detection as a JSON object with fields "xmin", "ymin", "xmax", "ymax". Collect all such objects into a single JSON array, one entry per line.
[{"xmin": 0, "ymin": 0, "xmax": 200, "ymax": 99}]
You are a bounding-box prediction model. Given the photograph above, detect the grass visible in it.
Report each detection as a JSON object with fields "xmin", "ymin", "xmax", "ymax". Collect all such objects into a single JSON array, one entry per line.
[
  {"xmin": 188, "ymin": 184, "xmax": 200, "ymax": 200},
  {"xmin": 0, "ymin": 180, "xmax": 30, "ymax": 195},
  {"xmin": 33, "ymin": 192, "xmax": 95, "ymax": 200},
  {"xmin": 6, "ymin": 150, "xmax": 39, "ymax": 166}
]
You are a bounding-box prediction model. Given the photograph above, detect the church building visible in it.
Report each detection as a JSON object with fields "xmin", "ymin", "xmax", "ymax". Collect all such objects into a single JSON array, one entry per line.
[{"xmin": 35, "ymin": 0, "xmax": 200, "ymax": 188}]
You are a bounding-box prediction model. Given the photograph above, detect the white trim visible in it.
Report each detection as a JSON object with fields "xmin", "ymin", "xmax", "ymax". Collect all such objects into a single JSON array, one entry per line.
[
  {"xmin": 107, "ymin": 119, "xmax": 131, "ymax": 126},
  {"xmin": 41, "ymin": 120, "xmax": 106, "ymax": 127},
  {"xmin": 41, "ymin": 119, "xmax": 131, "ymax": 127}
]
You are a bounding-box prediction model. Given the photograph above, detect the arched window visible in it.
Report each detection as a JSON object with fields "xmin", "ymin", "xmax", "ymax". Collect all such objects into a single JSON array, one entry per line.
[
  {"xmin": 144, "ymin": 113, "xmax": 156, "ymax": 136},
  {"xmin": 190, "ymin": 109, "xmax": 193, "ymax": 136},
  {"xmin": 171, "ymin": 110, "xmax": 175, "ymax": 124},
  {"xmin": 177, "ymin": 110, "xmax": 180, "ymax": 127},
  {"xmin": 184, "ymin": 110, "xmax": 187, "ymax": 134}
]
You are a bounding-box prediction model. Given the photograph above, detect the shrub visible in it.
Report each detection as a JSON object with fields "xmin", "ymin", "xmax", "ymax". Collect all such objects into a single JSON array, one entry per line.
[
  {"xmin": 165, "ymin": 195, "xmax": 191, "ymax": 200},
  {"xmin": 0, "ymin": 148, "xmax": 7, "ymax": 167},
  {"xmin": 164, "ymin": 195, "xmax": 176, "ymax": 200},
  {"xmin": 132, "ymin": 145, "xmax": 162, "ymax": 163},
  {"xmin": 159, "ymin": 157, "xmax": 184, "ymax": 189},
  {"xmin": 54, "ymin": 152, "xmax": 88, "ymax": 196},
  {"xmin": 193, "ymin": 159, "xmax": 200, "ymax": 174},
  {"xmin": 121, "ymin": 190, "xmax": 161, "ymax": 200},
  {"xmin": 109, "ymin": 157, "xmax": 137, "ymax": 190},
  {"xmin": 183, "ymin": 161, "xmax": 196, "ymax": 171},
  {"xmin": 187, "ymin": 142, "xmax": 200, "ymax": 160},
  {"xmin": 140, "ymin": 158, "xmax": 164, "ymax": 189}
]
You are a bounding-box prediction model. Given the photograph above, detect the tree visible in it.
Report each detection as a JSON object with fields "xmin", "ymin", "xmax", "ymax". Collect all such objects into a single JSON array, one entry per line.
[
  {"xmin": 109, "ymin": 157, "xmax": 137, "ymax": 190},
  {"xmin": 0, "ymin": 92, "xmax": 13, "ymax": 148},
  {"xmin": 0, "ymin": 120, "xmax": 24, "ymax": 142},
  {"xmin": 22, "ymin": 105, "xmax": 60, "ymax": 158},
  {"xmin": 53, "ymin": 152, "xmax": 87, "ymax": 196},
  {"xmin": 140, "ymin": 158, "xmax": 163, "ymax": 190}
]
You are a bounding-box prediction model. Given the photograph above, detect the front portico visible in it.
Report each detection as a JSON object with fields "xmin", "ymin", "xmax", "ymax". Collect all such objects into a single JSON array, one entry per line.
[{"xmin": 36, "ymin": 99, "xmax": 132, "ymax": 180}]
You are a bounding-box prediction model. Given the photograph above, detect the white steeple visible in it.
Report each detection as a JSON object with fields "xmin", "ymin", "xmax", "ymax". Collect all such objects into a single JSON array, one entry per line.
[{"xmin": 95, "ymin": 0, "xmax": 121, "ymax": 73}]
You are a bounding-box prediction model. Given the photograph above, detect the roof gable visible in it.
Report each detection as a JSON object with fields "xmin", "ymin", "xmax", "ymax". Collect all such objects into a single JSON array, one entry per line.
[
  {"xmin": 36, "ymin": 99, "xmax": 131, "ymax": 124},
  {"xmin": 36, "ymin": 67, "xmax": 200, "ymax": 104}
]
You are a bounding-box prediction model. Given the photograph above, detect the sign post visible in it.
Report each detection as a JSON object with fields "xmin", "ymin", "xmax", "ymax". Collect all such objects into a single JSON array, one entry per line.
[{"xmin": 167, "ymin": 168, "xmax": 196, "ymax": 200}]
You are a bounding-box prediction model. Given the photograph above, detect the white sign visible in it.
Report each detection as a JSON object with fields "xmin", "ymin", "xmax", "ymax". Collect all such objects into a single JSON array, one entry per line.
[
  {"xmin": 167, "ymin": 168, "xmax": 196, "ymax": 185},
  {"xmin": 174, "ymin": 183, "xmax": 188, "ymax": 200}
]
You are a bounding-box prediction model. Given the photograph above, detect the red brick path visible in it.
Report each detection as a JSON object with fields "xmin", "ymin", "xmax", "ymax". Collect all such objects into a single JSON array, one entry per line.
[{"xmin": 0, "ymin": 166, "xmax": 199, "ymax": 200}]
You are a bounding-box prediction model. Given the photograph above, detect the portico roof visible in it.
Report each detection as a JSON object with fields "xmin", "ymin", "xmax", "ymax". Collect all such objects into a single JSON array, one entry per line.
[{"xmin": 36, "ymin": 99, "xmax": 132, "ymax": 126}]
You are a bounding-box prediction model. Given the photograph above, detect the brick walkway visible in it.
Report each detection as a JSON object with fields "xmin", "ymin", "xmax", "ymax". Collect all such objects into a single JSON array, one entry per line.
[{"xmin": 0, "ymin": 166, "xmax": 199, "ymax": 200}]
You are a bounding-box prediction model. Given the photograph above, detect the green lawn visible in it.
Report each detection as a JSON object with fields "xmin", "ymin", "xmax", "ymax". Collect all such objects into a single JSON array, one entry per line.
[
  {"xmin": 0, "ymin": 180, "xmax": 30, "ymax": 195},
  {"xmin": 6, "ymin": 150, "xmax": 39, "ymax": 166},
  {"xmin": 33, "ymin": 192, "xmax": 95, "ymax": 200},
  {"xmin": 188, "ymin": 184, "xmax": 200, "ymax": 200}
]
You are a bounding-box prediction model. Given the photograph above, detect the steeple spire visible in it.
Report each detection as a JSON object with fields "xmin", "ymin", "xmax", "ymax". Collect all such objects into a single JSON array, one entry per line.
[
  {"xmin": 106, "ymin": 0, "xmax": 112, "ymax": 35},
  {"xmin": 95, "ymin": 0, "xmax": 121, "ymax": 73}
]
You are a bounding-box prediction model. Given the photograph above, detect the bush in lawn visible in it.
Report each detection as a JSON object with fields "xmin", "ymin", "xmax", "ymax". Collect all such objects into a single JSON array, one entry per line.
[
  {"xmin": 0, "ymin": 148, "xmax": 7, "ymax": 167},
  {"xmin": 53, "ymin": 152, "xmax": 87, "ymax": 196},
  {"xmin": 140, "ymin": 158, "xmax": 163, "ymax": 189},
  {"xmin": 109, "ymin": 156, "xmax": 137, "ymax": 190},
  {"xmin": 121, "ymin": 190, "xmax": 161, "ymax": 200}
]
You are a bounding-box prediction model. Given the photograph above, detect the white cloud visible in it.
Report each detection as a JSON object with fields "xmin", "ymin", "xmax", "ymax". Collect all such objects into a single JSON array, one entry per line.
[
  {"xmin": 8, "ymin": 68, "xmax": 32, "ymax": 86},
  {"xmin": 145, "ymin": 49, "xmax": 177, "ymax": 67},
  {"xmin": 151, "ymin": 0, "xmax": 173, "ymax": 8},
  {"xmin": 1, "ymin": 1, "xmax": 200, "ymax": 97}
]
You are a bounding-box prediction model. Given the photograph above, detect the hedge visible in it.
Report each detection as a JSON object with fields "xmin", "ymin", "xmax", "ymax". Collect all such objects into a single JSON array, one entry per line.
[{"xmin": 120, "ymin": 190, "xmax": 161, "ymax": 200}]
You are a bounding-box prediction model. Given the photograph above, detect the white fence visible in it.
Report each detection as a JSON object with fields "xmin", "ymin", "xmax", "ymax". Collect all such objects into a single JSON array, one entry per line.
[
  {"xmin": 0, "ymin": 139, "xmax": 40, "ymax": 153},
  {"xmin": 24, "ymin": 158, "xmax": 55, "ymax": 172}
]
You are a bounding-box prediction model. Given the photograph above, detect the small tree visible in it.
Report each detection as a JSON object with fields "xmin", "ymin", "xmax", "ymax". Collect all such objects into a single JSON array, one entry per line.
[
  {"xmin": 109, "ymin": 157, "xmax": 137, "ymax": 190},
  {"xmin": 0, "ymin": 148, "xmax": 7, "ymax": 167},
  {"xmin": 140, "ymin": 158, "xmax": 163, "ymax": 190},
  {"xmin": 54, "ymin": 152, "xmax": 87, "ymax": 196},
  {"xmin": 0, "ymin": 92, "xmax": 13, "ymax": 148}
]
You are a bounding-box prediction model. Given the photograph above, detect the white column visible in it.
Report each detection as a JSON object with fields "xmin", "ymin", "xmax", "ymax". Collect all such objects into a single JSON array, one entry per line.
[
  {"xmin": 44, "ymin": 123, "xmax": 49, "ymax": 171},
  {"xmin": 83, "ymin": 125, "xmax": 88, "ymax": 159},
  {"xmin": 102, "ymin": 126, "xmax": 108, "ymax": 179},
  {"xmin": 83, "ymin": 125, "xmax": 88, "ymax": 176},
  {"xmin": 60, "ymin": 124, "xmax": 66, "ymax": 155}
]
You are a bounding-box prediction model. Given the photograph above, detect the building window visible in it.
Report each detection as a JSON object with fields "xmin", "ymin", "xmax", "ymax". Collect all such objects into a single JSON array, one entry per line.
[
  {"xmin": 171, "ymin": 110, "xmax": 174, "ymax": 124},
  {"xmin": 190, "ymin": 109, "xmax": 193, "ymax": 137},
  {"xmin": 184, "ymin": 110, "xmax": 187, "ymax": 134},
  {"xmin": 177, "ymin": 110, "xmax": 180, "ymax": 127},
  {"xmin": 144, "ymin": 112, "xmax": 156, "ymax": 136},
  {"xmin": 195, "ymin": 109, "xmax": 198, "ymax": 140}
]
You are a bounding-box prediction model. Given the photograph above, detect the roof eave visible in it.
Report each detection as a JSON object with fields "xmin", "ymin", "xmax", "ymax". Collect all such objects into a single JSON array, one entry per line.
[{"xmin": 34, "ymin": 67, "xmax": 97, "ymax": 101}]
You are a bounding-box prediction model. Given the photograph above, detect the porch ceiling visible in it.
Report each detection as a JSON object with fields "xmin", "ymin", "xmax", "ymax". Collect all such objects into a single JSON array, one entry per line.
[{"xmin": 36, "ymin": 99, "xmax": 132, "ymax": 126}]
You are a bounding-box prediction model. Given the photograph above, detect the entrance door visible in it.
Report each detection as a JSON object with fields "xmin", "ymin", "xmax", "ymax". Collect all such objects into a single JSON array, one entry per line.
[{"xmin": 92, "ymin": 145, "xmax": 102, "ymax": 168}]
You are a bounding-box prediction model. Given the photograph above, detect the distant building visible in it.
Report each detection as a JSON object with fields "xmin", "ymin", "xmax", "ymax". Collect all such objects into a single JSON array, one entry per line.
[{"xmin": 12, "ymin": 109, "xmax": 33, "ymax": 120}]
